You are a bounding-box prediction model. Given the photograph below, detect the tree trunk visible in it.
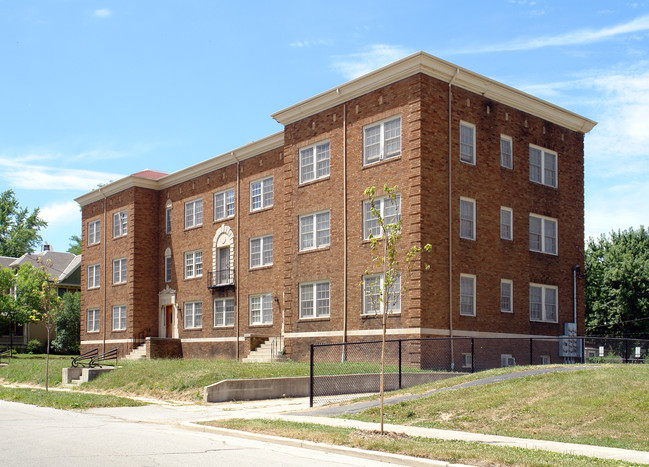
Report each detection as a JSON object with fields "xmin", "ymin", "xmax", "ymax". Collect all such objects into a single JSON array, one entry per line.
[{"xmin": 45, "ymin": 328, "xmax": 50, "ymax": 392}]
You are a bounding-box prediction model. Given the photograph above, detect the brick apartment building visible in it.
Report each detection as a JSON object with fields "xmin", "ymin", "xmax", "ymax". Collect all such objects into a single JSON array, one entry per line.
[{"xmin": 76, "ymin": 52, "xmax": 596, "ymax": 362}]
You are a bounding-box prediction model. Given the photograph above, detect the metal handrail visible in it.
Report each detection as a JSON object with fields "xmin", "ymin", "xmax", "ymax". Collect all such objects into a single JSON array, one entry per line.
[
  {"xmin": 89, "ymin": 347, "xmax": 119, "ymax": 368},
  {"xmin": 207, "ymin": 269, "xmax": 234, "ymax": 288},
  {"xmin": 71, "ymin": 348, "xmax": 99, "ymax": 368},
  {"xmin": 270, "ymin": 336, "xmax": 284, "ymax": 360}
]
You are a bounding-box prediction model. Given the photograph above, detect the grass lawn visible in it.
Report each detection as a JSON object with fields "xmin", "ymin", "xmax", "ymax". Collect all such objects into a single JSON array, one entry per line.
[
  {"xmin": 202, "ymin": 419, "xmax": 636, "ymax": 467},
  {"xmin": 341, "ymin": 365, "xmax": 649, "ymax": 452},
  {"xmin": 0, "ymin": 386, "xmax": 145, "ymax": 409}
]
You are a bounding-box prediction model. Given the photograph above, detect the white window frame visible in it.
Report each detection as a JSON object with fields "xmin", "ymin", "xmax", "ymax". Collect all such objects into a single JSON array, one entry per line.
[
  {"xmin": 529, "ymin": 214, "xmax": 558, "ymax": 255},
  {"xmin": 87, "ymin": 308, "xmax": 100, "ymax": 333},
  {"xmin": 500, "ymin": 207, "xmax": 513, "ymax": 240},
  {"xmin": 214, "ymin": 297, "xmax": 235, "ymax": 327},
  {"xmin": 363, "ymin": 194, "xmax": 401, "ymax": 240},
  {"xmin": 299, "ymin": 211, "xmax": 330, "ymax": 251},
  {"xmin": 184, "ymin": 301, "xmax": 203, "ymax": 329},
  {"xmin": 164, "ymin": 255, "xmax": 172, "ymax": 283},
  {"xmin": 500, "ymin": 135, "xmax": 513, "ymax": 169},
  {"xmin": 460, "ymin": 197, "xmax": 476, "ymax": 240},
  {"xmin": 529, "ymin": 144, "xmax": 558, "ymax": 188},
  {"xmin": 250, "ymin": 176, "xmax": 273, "ymax": 211},
  {"xmin": 249, "ymin": 293, "xmax": 273, "ymax": 325},
  {"xmin": 112, "ymin": 305, "xmax": 126, "ymax": 331},
  {"xmin": 87, "ymin": 264, "xmax": 100, "ymax": 289},
  {"xmin": 460, "ymin": 274, "xmax": 476, "ymax": 317},
  {"xmin": 112, "ymin": 258, "xmax": 127, "ymax": 285},
  {"xmin": 113, "ymin": 211, "xmax": 127, "ymax": 238},
  {"xmin": 214, "ymin": 188, "xmax": 235, "ymax": 221},
  {"xmin": 88, "ymin": 220, "xmax": 101, "ymax": 245},
  {"xmin": 461, "ymin": 353, "xmax": 472, "ymax": 369},
  {"xmin": 460, "ymin": 121, "xmax": 476, "ymax": 164},
  {"xmin": 299, "ymin": 141, "xmax": 330, "ymax": 184},
  {"xmin": 165, "ymin": 207, "xmax": 172, "ymax": 234},
  {"xmin": 362, "ymin": 273, "xmax": 401, "ymax": 315},
  {"xmin": 363, "ymin": 116, "xmax": 401, "ymax": 166},
  {"xmin": 249, "ymin": 235, "xmax": 273, "ymax": 268},
  {"xmin": 299, "ymin": 281, "xmax": 330, "ymax": 319},
  {"xmin": 501, "ymin": 279, "xmax": 513, "ymax": 313},
  {"xmin": 184, "ymin": 250, "xmax": 203, "ymax": 279},
  {"xmin": 529, "ymin": 283, "xmax": 558, "ymax": 323},
  {"xmin": 184, "ymin": 199, "xmax": 203, "ymax": 229}
]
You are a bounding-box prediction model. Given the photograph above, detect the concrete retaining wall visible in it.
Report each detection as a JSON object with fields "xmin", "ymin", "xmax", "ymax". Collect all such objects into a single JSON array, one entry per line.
[
  {"xmin": 62, "ymin": 366, "xmax": 114, "ymax": 384},
  {"xmin": 204, "ymin": 372, "xmax": 462, "ymax": 403}
]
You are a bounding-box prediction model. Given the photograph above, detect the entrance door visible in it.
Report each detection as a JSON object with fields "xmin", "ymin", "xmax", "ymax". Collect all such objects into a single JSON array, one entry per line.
[
  {"xmin": 218, "ymin": 247, "xmax": 230, "ymax": 284},
  {"xmin": 165, "ymin": 305, "xmax": 173, "ymax": 338}
]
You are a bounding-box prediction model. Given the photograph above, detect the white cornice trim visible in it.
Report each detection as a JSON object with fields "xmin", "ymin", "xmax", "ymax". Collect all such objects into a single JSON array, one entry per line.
[
  {"xmin": 75, "ymin": 132, "xmax": 284, "ymax": 207},
  {"xmin": 271, "ymin": 51, "xmax": 597, "ymax": 134}
]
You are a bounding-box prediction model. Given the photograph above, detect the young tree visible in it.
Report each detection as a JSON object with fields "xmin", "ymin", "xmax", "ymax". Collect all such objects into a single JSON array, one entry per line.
[
  {"xmin": 53, "ymin": 291, "xmax": 80, "ymax": 354},
  {"xmin": 67, "ymin": 235, "xmax": 82, "ymax": 255},
  {"xmin": 0, "ymin": 190, "xmax": 48, "ymax": 257},
  {"xmin": 585, "ymin": 226, "xmax": 649, "ymax": 338},
  {"xmin": 364, "ymin": 185, "xmax": 430, "ymax": 434}
]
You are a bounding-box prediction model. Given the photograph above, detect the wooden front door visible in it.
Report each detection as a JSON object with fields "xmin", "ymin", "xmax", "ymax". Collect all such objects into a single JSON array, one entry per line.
[{"xmin": 165, "ymin": 305, "xmax": 173, "ymax": 338}]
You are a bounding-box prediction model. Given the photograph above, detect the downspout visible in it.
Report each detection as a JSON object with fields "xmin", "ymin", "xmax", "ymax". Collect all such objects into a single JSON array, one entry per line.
[
  {"xmin": 572, "ymin": 265, "xmax": 580, "ymax": 329},
  {"xmin": 232, "ymin": 152, "xmax": 241, "ymax": 361},
  {"xmin": 98, "ymin": 187, "xmax": 108, "ymax": 354},
  {"xmin": 448, "ymin": 68, "xmax": 459, "ymax": 369},
  {"xmin": 342, "ymin": 101, "xmax": 348, "ymax": 360}
]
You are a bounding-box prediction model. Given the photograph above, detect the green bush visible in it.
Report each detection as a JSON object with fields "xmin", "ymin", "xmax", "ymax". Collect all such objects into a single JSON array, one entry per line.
[{"xmin": 26, "ymin": 339, "xmax": 43, "ymax": 354}]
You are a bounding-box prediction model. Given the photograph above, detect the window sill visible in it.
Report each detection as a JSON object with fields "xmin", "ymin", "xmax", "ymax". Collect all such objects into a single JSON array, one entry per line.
[
  {"xmin": 249, "ymin": 264, "xmax": 273, "ymax": 271},
  {"xmin": 361, "ymin": 312, "xmax": 401, "ymax": 318},
  {"xmin": 183, "ymin": 327, "xmax": 203, "ymax": 331},
  {"xmin": 501, "ymin": 310, "xmax": 514, "ymax": 314},
  {"xmin": 111, "ymin": 329, "xmax": 127, "ymax": 333},
  {"xmin": 250, "ymin": 206, "xmax": 274, "ymax": 215},
  {"xmin": 459, "ymin": 236, "xmax": 476, "ymax": 241},
  {"xmin": 459, "ymin": 313, "xmax": 476, "ymax": 318},
  {"xmin": 460, "ymin": 158, "xmax": 476, "ymax": 166},
  {"xmin": 87, "ymin": 331, "xmax": 100, "ymax": 334},
  {"xmin": 184, "ymin": 225, "xmax": 203, "ymax": 232},
  {"xmin": 113, "ymin": 234, "xmax": 127, "ymax": 240},
  {"xmin": 87, "ymin": 287, "xmax": 100, "ymax": 291},
  {"xmin": 298, "ymin": 316, "xmax": 330, "ymax": 322},
  {"xmin": 184, "ymin": 275, "xmax": 203, "ymax": 281},
  {"xmin": 362, "ymin": 155, "xmax": 401, "ymax": 170},
  {"xmin": 298, "ymin": 246, "xmax": 330, "ymax": 255},
  {"xmin": 214, "ymin": 216, "xmax": 235, "ymax": 224},
  {"xmin": 112, "ymin": 282, "xmax": 127, "ymax": 287},
  {"xmin": 214, "ymin": 325, "xmax": 235, "ymax": 329},
  {"xmin": 529, "ymin": 250, "xmax": 558, "ymax": 257},
  {"xmin": 249, "ymin": 323, "xmax": 274, "ymax": 327},
  {"xmin": 529, "ymin": 180, "xmax": 558, "ymax": 189},
  {"xmin": 88, "ymin": 242, "xmax": 101, "ymax": 247},
  {"xmin": 529, "ymin": 319, "xmax": 558, "ymax": 324},
  {"xmin": 299, "ymin": 176, "xmax": 330, "ymax": 188}
]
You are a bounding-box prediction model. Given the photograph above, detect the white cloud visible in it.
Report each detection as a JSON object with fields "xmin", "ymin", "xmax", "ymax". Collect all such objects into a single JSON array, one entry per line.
[
  {"xmin": 455, "ymin": 14, "xmax": 649, "ymax": 53},
  {"xmin": 289, "ymin": 39, "xmax": 333, "ymax": 48},
  {"xmin": 331, "ymin": 45, "xmax": 414, "ymax": 80},
  {"xmin": 92, "ymin": 8, "xmax": 112, "ymax": 18},
  {"xmin": 586, "ymin": 178, "xmax": 649, "ymax": 239},
  {"xmin": 39, "ymin": 201, "xmax": 80, "ymax": 228}
]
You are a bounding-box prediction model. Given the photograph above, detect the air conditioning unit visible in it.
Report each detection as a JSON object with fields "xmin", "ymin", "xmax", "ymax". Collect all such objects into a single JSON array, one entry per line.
[{"xmin": 501, "ymin": 354, "xmax": 516, "ymax": 367}]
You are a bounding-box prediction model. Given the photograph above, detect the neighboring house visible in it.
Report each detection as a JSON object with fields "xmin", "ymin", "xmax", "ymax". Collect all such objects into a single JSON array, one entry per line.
[
  {"xmin": 75, "ymin": 52, "xmax": 596, "ymax": 363},
  {"xmin": 0, "ymin": 248, "xmax": 81, "ymax": 348}
]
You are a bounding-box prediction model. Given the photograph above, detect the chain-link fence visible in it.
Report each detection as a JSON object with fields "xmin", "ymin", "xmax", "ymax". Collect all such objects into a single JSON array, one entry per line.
[{"xmin": 309, "ymin": 336, "xmax": 649, "ymax": 406}]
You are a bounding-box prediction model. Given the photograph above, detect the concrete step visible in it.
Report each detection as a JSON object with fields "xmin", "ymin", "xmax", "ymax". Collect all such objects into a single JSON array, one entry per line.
[
  {"xmin": 124, "ymin": 343, "xmax": 147, "ymax": 360},
  {"xmin": 242, "ymin": 337, "xmax": 285, "ymax": 363}
]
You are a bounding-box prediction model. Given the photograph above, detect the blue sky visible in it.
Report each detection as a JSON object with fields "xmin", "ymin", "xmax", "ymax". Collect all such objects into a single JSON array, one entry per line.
[{"xmin": 1, "ymin": 0, "xmax": 648, "ymax": 253}]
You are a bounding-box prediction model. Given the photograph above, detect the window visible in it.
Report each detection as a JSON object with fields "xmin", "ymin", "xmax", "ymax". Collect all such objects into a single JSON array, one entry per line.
[
  {"xmin": 500, "ymin": 207, "xmax": 513, "ymax": 240},
  {"xmin": 500, "ymin": 135, "xmax": 513, "ymax": 169},
  {"xmin": 529, "ymin": 145, "xmax": 557, "ymax": 187},
  {"xmin": 363, "ymin": 116, "xmax": 401, "ymax": 165},
  {"xmin": 214, "ymin": 189, "xmax": 235, "ymax": 220},
  {"xmin": 165, "ymin": 255, "xmax": 172, "ymax": 283},
  {"xmin": 112, "ymin": 258, "xmax": 127, "ymax": 284},
  {"xmin": 214, "ymin": 298, "xmax": 235, "ymax": 327},
  {"xmin": 88, "ymin": 220, "xmax": 100, "ymax": 245},
  {"xmin": 87, "ymin": 309, "xmax": 100, "ymax": 333},
  {"xmin": 184, "ymin": 251, "xmax": 203, "ymax": 279},
  {"xmin": 250, "ymin": 294, "xmax": 273, "ymax": 325},
  {"xmin": 529, "ymin": 284, "xmax": 558, "ymax": 323},
  {"xmin": 529, "ymin": 214, "xmax": 557, "ymax": 255},
  {"xmin": 299, "ymin": 211, "xmax": 330, "ymax": 251},
  {"xmin": 112, "ymin": 305, "xmax": 126, "ymax": 331},
  {"xmin": 460, "ymin": 198, "xmax": 475, "ymax": 240},
  {"xmin": 460, "ymin": 274, "xmax": 476, "ymax": 316},
  {"xmin": 363, "ymin": 195, "xmax": 401, "ymax": 240},
  {"xmin": 87, "ymin": 264, "xmax": 100, "ymax": 289},
  {"xmin": 184, "ymin": 301, "xmax": 202, "ymax": 329},
  {"xmin": 165, "ymin": 207, "xmax": 172, "ymax": 234},
  {"xmin": 250, "ymin": 235, "xmax": 273, "ymax": 268},
  {"xmin": 299, "ymin": 281, "xmax": 330, "ymax": 319},
  {"xmin": 501, "ymin": 279, "xmax": 513, "ymax": 313},
  {"xmin": 250, "ymin": 177, "xmax": 273, "ymax": 211},
  {"xmin": 462, "ymin": 353, "xmax": 472, "ymax": 369},
  {"xmin": 541, "ymin": 355, "xmax": 551, "ymax": 365},
  {"xmin": 300, "ymin": 141, "xmax": 330, "ymax": 183},
  {"xmin": 113, "ymin": 211, "xmax": 127, "ymax": 238},
  {"xmin": 362, "ymin": 274, "xmax": 401, "ymax": 315},
  {"xmin": 184, "ymin": 199, "xmax": 203, "ymax": 229},
  {"xmin": 460, "ymin": 122, "xmax": 476, "ymax": 164},
  {"xmin": 216, "ymin": 247, "xmax": 232, "ymax": 284}
]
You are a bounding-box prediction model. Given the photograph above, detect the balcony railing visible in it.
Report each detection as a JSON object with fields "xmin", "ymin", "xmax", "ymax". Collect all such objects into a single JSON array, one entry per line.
[{"xmin": 207, "ymin": 269, "xmax": 235, "ymax": 288}]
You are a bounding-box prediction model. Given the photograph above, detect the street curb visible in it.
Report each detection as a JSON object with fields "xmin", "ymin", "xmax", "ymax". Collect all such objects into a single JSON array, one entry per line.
[{"xmin": 180, "ymin": 421, "xmax": 473, "ymax": 467}]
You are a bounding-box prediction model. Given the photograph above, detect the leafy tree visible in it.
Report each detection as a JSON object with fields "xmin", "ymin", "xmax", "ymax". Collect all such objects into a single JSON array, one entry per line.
[
  {"xmin": 363, "ymin": 185, "xmax": 430, "ymax": 433},
  {"xmin": 52, "ymin": 291, "xmax": 80, "ymax": 354},
  {"xmin": 67, "ymin": 235, "xmax": 82, "ymax": 255},
  {"xmin": 585, "ymin": 226, "xmax": 649, "ymax": 338},
  {"xmin": 0, "ymin": 189, "xmax": 48, "ymax": 257}
]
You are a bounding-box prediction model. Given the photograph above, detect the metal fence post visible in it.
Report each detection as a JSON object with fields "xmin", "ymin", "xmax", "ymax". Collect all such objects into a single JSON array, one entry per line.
[
  {"xmin": 398, "ymin": 339, "xmax": 402, "ymax": 389},
  {"xmin": 309, "ymin": 344, "xmax": 314, "ymax": 407},
  {"xmin": 471, "ymin": 338, "xmax": 475, "ymax": 373},
  {"xmin": 530, "ymin": 338, "xmax": 533, "ymax": 366}
]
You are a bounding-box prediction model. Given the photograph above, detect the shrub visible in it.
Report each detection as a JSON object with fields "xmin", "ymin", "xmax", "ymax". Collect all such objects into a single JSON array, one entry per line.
[{"xmin": 26, "ymin": 339, "xmax": 43, "ymax": 354}]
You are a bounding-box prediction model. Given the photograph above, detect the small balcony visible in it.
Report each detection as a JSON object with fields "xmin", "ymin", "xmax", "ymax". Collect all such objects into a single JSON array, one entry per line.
[{"xmin": 207, "ymin": 269, "xmax": 235, "ymax": 289}]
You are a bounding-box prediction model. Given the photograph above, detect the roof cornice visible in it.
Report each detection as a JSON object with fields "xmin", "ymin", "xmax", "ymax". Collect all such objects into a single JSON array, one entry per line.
[
  {"xmin": 271, "ymin": 51, "xmax": 597, "ymax": 134},
  {"xmin": 75, "ymin": 132, "xmax": 284, "ymax": 207}
]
